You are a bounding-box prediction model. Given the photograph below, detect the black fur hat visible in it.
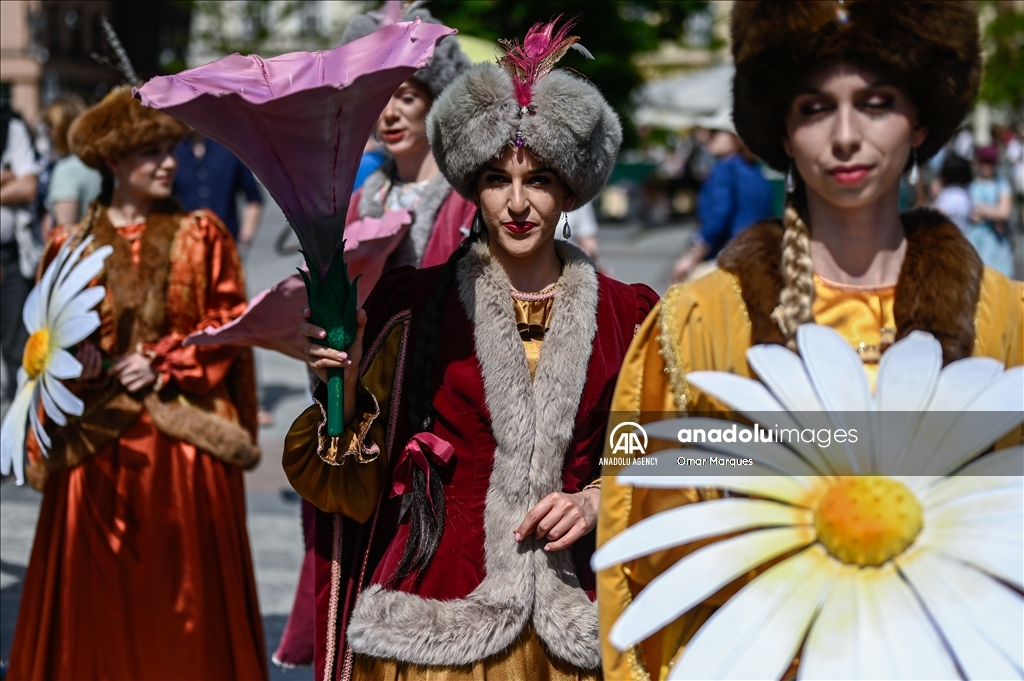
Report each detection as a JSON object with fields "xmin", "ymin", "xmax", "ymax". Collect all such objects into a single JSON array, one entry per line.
[{"xmin": 731, "ymin": 1, "xmax": 982, "ymax": 171}]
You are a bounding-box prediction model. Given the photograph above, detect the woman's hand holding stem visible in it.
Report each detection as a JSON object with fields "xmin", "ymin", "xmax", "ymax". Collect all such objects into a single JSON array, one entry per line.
[{"xmin": 299, "ymin": 307, "xmax": 367, "ymax": 425}]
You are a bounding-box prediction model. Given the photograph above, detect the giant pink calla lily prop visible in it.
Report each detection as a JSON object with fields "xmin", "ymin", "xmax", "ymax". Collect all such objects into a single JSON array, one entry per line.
[
  {"xmin": 136, "ymin": 20, "xmax": 454, "ymax": 435},
  {"xmin": 136, "ymin": 20, "xmax": 451, "ymax": 276}
]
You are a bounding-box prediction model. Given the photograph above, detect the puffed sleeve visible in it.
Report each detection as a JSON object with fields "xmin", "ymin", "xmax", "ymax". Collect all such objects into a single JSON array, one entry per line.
[
  {"xmin": 282, "ymin": 316, "xmax": 406, "ymax": 522},
  {"xmin": 282, "ymin": 265, "xmax": 420, "ymax": 522},
  {"xmin": 142, "ymin": 210, "xmax": 247, "ymax": 394}
]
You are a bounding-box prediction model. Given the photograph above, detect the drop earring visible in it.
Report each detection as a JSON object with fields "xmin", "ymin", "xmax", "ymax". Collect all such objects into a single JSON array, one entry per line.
[
  {"xmin": 471, "ymin": 209, "xmax": 483, "ymax": 235},
  {"xmin": 785, "ymin": 162, "xmax": 795, "ymax": 195},
  {"xmin": 907, "ymin": 148, "xmax": 919, "ymax": 185},
  {"xmin": 562, "ymin": 213, "xmax": 571, "ymax": 239}
]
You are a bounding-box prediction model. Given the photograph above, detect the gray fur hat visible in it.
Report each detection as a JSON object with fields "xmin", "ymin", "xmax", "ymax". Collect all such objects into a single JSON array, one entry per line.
[
  {"xmin": 426, "ymin": 62, "xmax": 622, "ymax": 207},
  {"xmin": 340, "ymin": 3, "xmax": 470, "ymax": 98}
]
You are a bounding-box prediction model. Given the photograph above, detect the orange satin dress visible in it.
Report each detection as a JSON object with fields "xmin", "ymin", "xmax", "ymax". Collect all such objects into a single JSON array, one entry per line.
[{"xmin": 8, "ymin": 212, "xmax": 268, "ymax": 681}]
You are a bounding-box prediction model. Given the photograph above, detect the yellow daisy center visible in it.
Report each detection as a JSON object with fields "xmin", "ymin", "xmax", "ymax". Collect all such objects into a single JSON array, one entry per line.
[
  {"xmin": 815, "ymin": 476, "xmax": 923, "ymax": 566},
  {"xmin": 22, "ymin": 329, "xmax": 51, "ymax": 379}
]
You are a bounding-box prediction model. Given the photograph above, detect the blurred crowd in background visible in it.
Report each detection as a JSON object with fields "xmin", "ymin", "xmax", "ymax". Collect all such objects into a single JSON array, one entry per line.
[{"xmin": 2, "ymin": 0, "xmax": 1023, "ymax": 406}]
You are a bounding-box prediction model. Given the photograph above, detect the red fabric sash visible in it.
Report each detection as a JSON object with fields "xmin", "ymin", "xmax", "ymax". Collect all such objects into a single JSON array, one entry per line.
[{"xmin": 390, "ymin": 433, "xmax": 455, "ymax": 514}]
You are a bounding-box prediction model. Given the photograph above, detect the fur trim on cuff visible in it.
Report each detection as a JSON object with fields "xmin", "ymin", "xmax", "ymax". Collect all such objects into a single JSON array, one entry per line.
[{"xmin": 427, "ymin": 63, "xmax": 622, "ymax": 208}]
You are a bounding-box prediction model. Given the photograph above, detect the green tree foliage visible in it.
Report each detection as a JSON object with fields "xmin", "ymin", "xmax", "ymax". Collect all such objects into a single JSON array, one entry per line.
[
  {"xmin": 429, "ymin": 0, "xmax": 709, "ymax": 148},
  {"xmin": 977, "ymin": 1, "xmax": 1024, "ymax": 110},
  {"xmin": 188, "ymin": 1, "xmax": 333, "ymax": 58}
]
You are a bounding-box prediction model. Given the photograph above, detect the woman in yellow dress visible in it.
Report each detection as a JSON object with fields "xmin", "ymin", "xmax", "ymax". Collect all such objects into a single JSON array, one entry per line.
[{"xmin": 596, "ymin": 2, "xmax": 1022, "ymax": 679}]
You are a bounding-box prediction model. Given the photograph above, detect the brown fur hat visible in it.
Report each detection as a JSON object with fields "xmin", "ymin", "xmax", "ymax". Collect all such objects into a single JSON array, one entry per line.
[
  {"xmin": 69, "ymin": 86, "xmax": 189, "ymax": 170},
  {"xmin": 731, "ymin": 1, "xmax": 981, "ymax": 171}
]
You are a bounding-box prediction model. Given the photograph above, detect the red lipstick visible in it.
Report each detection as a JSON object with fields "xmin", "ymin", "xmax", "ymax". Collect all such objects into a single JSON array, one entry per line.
[
  {"xmin": 503, "ymin": 221, "xmax": 536, "ymax": 233},
  {"xmin": 829, "ymin": 164, "xmax": 873, "ymax": 184}
]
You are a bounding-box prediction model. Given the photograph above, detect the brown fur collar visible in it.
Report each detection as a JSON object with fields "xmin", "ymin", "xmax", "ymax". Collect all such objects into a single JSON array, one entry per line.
[
  {"xmin": 89, "ymin": 208, "xmax": 180, "ymax": 353},
  {"xmin": 718, "ymin": 208, "xmax": 983, "ymax": 365}
]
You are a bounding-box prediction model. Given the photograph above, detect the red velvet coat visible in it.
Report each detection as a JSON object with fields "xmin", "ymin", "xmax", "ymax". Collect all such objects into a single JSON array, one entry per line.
[{"xmin": 301, "ymin": 241, "xmax": 657, "ymax": 679}]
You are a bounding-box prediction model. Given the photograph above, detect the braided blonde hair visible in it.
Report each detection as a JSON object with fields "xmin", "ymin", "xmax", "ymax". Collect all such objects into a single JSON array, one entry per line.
[{"xmin": 776, "ymin": 201, "xmax": 815, "ymax": 351}]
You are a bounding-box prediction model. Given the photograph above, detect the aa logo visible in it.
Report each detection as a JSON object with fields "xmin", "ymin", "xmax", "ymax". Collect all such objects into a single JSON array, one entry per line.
[{"xmin": 609, "ymin": 422, "xmax": 648, "ymax": 456}]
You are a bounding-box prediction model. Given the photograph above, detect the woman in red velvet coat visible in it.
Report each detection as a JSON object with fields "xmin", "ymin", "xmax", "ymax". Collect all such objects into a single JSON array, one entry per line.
[{"xmin": 283, "ymin": 19, "xmax": 659, "ymax": 681}]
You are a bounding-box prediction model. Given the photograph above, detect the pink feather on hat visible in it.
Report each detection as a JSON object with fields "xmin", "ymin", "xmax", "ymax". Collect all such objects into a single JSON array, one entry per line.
[{"xmin": 498, "ymin": 15, "xmax": 586, "ymax": 107}]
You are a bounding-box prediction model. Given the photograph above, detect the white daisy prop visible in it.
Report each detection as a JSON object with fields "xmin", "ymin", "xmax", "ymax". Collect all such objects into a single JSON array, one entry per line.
[
  {"xmin": 594, "ymin": 325, "xmax": 1024, "ymax": 680},
  {"xmin": 1, "ymin": 236, "xmax": 112, "ymax": 485}
]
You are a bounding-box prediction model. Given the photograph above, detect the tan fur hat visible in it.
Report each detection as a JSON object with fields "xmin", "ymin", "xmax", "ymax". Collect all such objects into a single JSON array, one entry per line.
[
  {"xmin": 69, "ymin": 86, "xmax": 189, "ymax": 170},
  {"xmin": 731, "ymin": 1, "xmax": 981, "ymax": 171}
]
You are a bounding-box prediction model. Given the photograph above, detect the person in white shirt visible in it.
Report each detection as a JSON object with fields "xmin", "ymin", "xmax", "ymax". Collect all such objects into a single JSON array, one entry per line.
[
  {"xmin": 932, "ymin": 153, "xmax": 973, "ymax": 234},
  {"xmin": 0, "ymin": 104, "xmax": 42, "ymax": 406}
]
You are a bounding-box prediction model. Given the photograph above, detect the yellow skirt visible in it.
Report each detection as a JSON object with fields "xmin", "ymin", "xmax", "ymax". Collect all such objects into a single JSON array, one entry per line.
[{"xmin": 353, "ymin": 625, "xmax": 599, "ymax": 681}]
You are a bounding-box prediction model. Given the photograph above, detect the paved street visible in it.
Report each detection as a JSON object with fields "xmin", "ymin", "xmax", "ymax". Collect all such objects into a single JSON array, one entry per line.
[{"xmin": 0, "ymin": 186, "xmax": 693, "ymax": 679}]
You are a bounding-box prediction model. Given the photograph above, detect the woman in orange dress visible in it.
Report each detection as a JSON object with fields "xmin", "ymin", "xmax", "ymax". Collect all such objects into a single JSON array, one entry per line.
[{"xmin": 7, "ymin": 88, "xmax": 268, "ymax": 681}]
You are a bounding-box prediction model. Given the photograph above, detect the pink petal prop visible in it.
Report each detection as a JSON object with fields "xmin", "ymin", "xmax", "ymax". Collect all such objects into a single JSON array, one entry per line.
[
  {"xmin": 184, "ymin": 210, "xmax": 413, "ymax": 359},
  {"xmin": 188, "ymin": 272, "xmax": 310, "ymax": 361},
  {"xmin": 135, "ymin": 20, "xmax": 454, "ymax": 277}
]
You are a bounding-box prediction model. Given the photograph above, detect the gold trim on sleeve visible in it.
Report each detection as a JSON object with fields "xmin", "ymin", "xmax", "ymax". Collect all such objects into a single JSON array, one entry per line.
[{"xmin": 657, "ymin": 284, "xmax": 692, "ymax": 412}]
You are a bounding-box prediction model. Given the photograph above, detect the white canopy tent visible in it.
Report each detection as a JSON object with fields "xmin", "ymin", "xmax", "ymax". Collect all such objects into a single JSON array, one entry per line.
[{"xmin": 633, "ymin": 63, "xmax": 735, "ymax": 130}]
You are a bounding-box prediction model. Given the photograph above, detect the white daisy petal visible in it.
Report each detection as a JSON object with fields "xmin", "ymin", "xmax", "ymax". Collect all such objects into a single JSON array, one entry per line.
[
  {"xmin": 592, "ymin": 498, "xmax": 811, "ymax": 571},
  {"xmin": 916, "ymin": 368, "xmax": 1024, "ymax": 476},
  {"xmin": 874, "ymin": 332, "xmax": 942, "ymax": 474},
  {"xmin": 862, "ymin": 564, "xmax": 961, "ymax": 679},
  {"xmin": 928, "ymin": 485, "xmax": 1023, "ymax": 523},
  {"xmin": 28, "ymin": 392, "xmax": 51, "ymax": 453},
  {"xmin": 669, "ymin": 545, "xmax": 836, "ymax": 681},
  {"xmin": 0, "ymin": 378, "xmax": 37, "ymax": 484},
  {"xmin": 49, "ymin": 245, "xmax": 112, "ymax": 319},
  {"xmin": 618, "ymin": 471, "xmax": 817, "ymax": 506},
  {"xmin": 918, "ymin": 526, "xmax": 1024, "ymax": 589},
  {"xmin": 38, "ymin": 377, "xmax": 67, "ymax": 426},
  {"xmin": 684, "ymin": 372, "xmax": 834, "ymax": 473},
  {"xmin": 922, "ymin": 466, "xmax": 1022, "ymax": 508},
  {"xmin": 53, "ymin": 286, "xmax": 106, "ymax": 328},
  {"xmin": 609, "ymin": 526, "xmax": 815, "ymax": 650},
  {"xmin": 799, "ymin": 565, "xmax": 860, "ymax": 679},
  {"xmin": 45, "ymin": 348, "xmax": 82, "ymax": 380},
  {"xmin": 949, "ymin": 446, "xmax": 1023, "ymax": 477},
  {"xmin": 747, "ymin": 346, "xmax": 848, "ymax": 476},
  {"xmin": 927, "ymin": 356, "xmax": 1005, "ymax": 411},
  {"xmin": 899, "ymin": 549, "xmax": 1023, "ymax": 679},
  {"xmin": 25, "ymin": 239, "xmax": 75, "ymax": 331},
  {"xmin": 21, "ymin": 282, "xmax": 44, "ymax": 335},
  {"xmin": 685, "ymin": 371, "xmax": 785, "ymax": 413},
  {"xmin": 53, "ymin": 235, "xmax": 94, "ymax": 291},
  {"xmin": 645, "ymin": 417, "xmax": 825, "ymax": 477},
  {"xmin": 747, "ymin": 344, "xmax": 826, "ymax": 413},
  {"xmin": 51, "ymin": 311, "xmax": 101, "ymax": 349},
  {"xmin": 796, "ymin": 324, "xmax": 873, "ymax": 411},
  {"xmin": 42, "ymin": 371, "xmax": 83, "ymax": 418},
  {"xmin": 796, "ymin": 325, "xmax": 873, "ymax": 473},
  {"xmin": 875, "ymin": 331, "xmax": 943, "ymax": 411}
]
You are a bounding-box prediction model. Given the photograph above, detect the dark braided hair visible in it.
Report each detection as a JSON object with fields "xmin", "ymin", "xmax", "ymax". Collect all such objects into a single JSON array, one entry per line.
[
  {"xmin": 388, "ymin": 226, "xmax": 483, "ymax": 585},
  {"xmin": 98, "ymin": 168, "xmax": 116, "ymax": 206}
]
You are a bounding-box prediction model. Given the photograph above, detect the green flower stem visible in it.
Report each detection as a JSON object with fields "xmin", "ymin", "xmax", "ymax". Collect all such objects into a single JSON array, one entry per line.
[
  {"xmin": 299, "ymin": 248, "xmax": 359, "ymax": 438},
  {"xmin": 326, "ymin": 368, "xmax": 345, "ymax": 437}
]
